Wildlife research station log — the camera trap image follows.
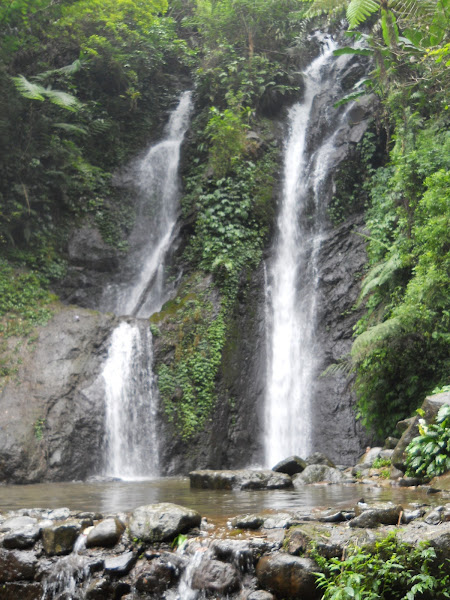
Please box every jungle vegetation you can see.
[0,0,449,438]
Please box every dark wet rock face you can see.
[0,306,117,483]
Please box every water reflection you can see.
[0,478,439,521]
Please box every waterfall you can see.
[264,37,358,466]
[101,91,193,479]
[102,321,158,479]
[102,90,193,317]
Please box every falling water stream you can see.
[265,38,359,466]
[101,91,193,479]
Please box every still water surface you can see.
[0,478,439,522]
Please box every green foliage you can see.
[0,0,191,272]
[314,533,450,600]
[154,285,226,440]
[183,147,277,298]
[406,403,450,480]
[372,456,391,468]
[328,130,378,225]
[0,259,53,338]
[352,121,450,437]
[205,104,249,177]
[34,418,45,441]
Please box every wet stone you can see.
[248,591,275,600]
[135,553,185,593]
[256,553,320,600]
[190,558,241,595]
[189,469,293,491]
[0,582,43,599]
[129,503,201,543]
[0,548,38,582]
[350,503,403,528]
[104,551,136,575]
[305,452,335,467]
[85,577,110,600]
[0,516,38,533]
[272,455,307,476]
[230,514,265,530]
[42,520,81,556]
[2,525,40,550]
[86,518,124,548]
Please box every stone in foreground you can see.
[128,503,201,543]
[272,455,307,476]
[189,469,293,490]
[256,554,320,600]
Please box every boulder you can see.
[256,553,320,599]
[293,464,345,485]
[135,553,185,593]
[384,436,399,450]
[104,551,136,576]
[2,525,40,550]
[41,520,81,556]
[210,539,254,571]
[0,516,37,532]
[0,549,37,582]
[190,558,241,595]
[189,469,293,491]
[272,455,307,476]
[392,392,450,471]
[86,518,124,548]
[230,514,265,530]
[350,502,403,528]
[128,503,201,543]
[305,452,335,467]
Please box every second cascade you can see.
[100,91,193,480]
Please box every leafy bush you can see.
[314,533,450,600]
[406,403,450,480]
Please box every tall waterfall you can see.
[102,90,193,317]
[264,38,358,466]
[101,91,193,479]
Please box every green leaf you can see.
[12,75,46,101]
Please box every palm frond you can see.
[347,0,379,28]
[12,75,46,101]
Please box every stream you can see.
[0,479,440,523]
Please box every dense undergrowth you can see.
[314,532,450,600]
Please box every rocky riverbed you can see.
[1,470,450,600]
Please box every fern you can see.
[53,123,88,136]
[12,75,82,112]
[45,89,82,112]
[347,0,379,28]
[12,75,46,101]
[351,317,403,361]
[357,252,404,305]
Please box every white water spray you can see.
[103,91,193,317]
[264,38,356,466]
[101,92,193,479]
